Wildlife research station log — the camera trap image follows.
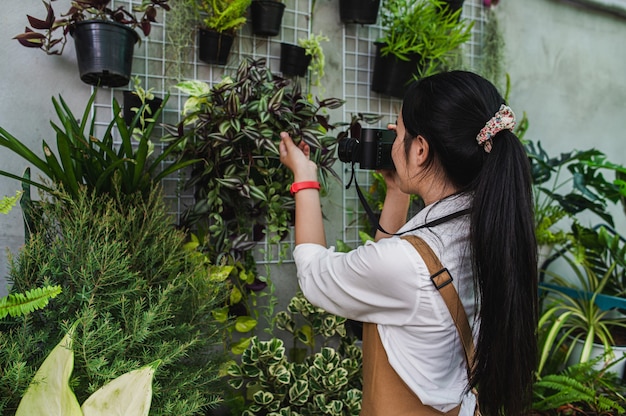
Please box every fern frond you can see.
[0,285,62,319]
[0,191,23,214]
[534,374,596,411]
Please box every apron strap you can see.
[400,235,476,374]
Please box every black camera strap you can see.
[346,164,471,236]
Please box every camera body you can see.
[338,128,395,170]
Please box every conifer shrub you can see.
[0,187,231,415]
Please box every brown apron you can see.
[360,322,461,416]
[360,235,477,416]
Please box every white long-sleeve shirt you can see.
[293,193,478,415]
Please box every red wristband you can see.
[290,181,321,196]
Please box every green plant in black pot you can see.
[197,0,252,65]
[372,0,473,98]
[14,0,170,87]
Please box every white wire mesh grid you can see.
[88,0,487,262]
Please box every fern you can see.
[0,285,62,319]
[534,358,626,413]
[0,191,22,214]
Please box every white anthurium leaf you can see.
[16,323,82,416]
[81,360,161,416]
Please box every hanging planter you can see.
[123,91,163,126]
[339,0,381,24]
[442,0,464,13]
[198,28,235,65]
[280,43,311,77]
[250,0,286,36]
[71,21,139,88]
[371,42,419,99]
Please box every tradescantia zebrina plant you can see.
[173,57,344,247]
[170,58,344,355]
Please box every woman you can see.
[279,71,537,416]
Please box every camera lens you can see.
[337,137,360,164]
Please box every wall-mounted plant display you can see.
[14,0,170,87]
[169,58,344,353]
[250,0,286,36]
[372,0,473,98]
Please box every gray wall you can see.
[1,0,626,297]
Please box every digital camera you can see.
[337,128,395,170]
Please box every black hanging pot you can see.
[123,91,163,126]
[280,43,311,77]
[250,0,286,36]
[339,0,381,24]
[441,0,465,14]
[198,28,235,65]
[71,20,139,88]
[371,42,420,99]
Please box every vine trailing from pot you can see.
[168,57,344,353]
[14,0,170,87]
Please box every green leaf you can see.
[0,191,22,214]
[235,316,258,333]
[16,323,82,416]
[0,285,62,319]
[81,360,160,416]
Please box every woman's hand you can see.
[279,132,318,182]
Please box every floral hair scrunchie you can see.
[476,104,516,153]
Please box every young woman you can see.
[279,71,537,416]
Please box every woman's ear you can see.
[412,135,429,166]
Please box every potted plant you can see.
[371,0,473,98]
[279,42,312,77]
[339,0,381,25]
[122,77,164,126]
[250,0,285,37]
[14,0,170,87]
[169,58,344,354]
[538,241,626,378]
[197,0,252,65]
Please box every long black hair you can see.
[402,71,538,416]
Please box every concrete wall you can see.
[2,0,626,297]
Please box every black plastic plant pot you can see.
[371,43,420,99]
[198,28,234,65]
[280,43,311,77]
[71,20,139,88]
[123,91,163,126]
[442,0,465,13]
[251,0,286,36]
[339,0,381,24]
